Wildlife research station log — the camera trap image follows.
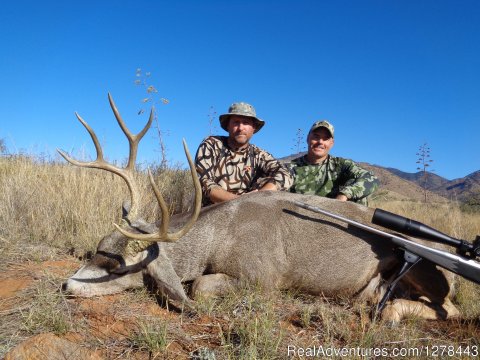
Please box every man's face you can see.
[227,116,256,148]
[307,127,334,163]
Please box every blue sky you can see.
[1,0,479,180]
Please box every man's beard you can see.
[227,133,251,149]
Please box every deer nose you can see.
[61,282,68,292]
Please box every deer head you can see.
[58,94,201,296]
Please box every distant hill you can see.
[387,169,480,203]
[439,170,480,202]
[359,163,447,203]
[280,153,479,203]
[384,168,450,190]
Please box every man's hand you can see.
[210,187,240,204]
[259,182,277,191]
[336,194,348,201]
[210,182,278,204]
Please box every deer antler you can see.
[113,139,202,242]
[57,93,153,222]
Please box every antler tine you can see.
[108,93,154,172]
[148,168,170,237]
[57,94,153,222]
[57,112,106,167]
[170,139,203,239]
[114,139,202,242]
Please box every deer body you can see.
[60,95,459,323]
[65,191,457,322]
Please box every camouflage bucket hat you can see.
[219,102,265,133]
[309,120,334,138]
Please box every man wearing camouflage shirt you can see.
[287,120,378,205]
[195,102,293,206]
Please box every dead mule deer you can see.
[59,95,459,323]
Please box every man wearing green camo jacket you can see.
[287,120,379,205]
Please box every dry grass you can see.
[370,198,480,242]
[1,154,480,358]
[0,155,193,262]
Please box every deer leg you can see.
[191,273,239,299]
[442,297,461,318]
[381,297,460,323]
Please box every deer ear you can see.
[146,252,190,303]
[122,200,131,218]
[133,219,157,234]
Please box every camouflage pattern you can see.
[287,155,379,205]
[219,102,265,133]
[196,136,293,206]
[309,120,334,137]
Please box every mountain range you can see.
[366,165,480,203]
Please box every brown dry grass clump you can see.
[1,155,480,358]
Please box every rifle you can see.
[292,201,480,311]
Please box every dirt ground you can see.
[1,257,480,359]
[0,258,225,358]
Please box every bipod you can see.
[376,250,421,314]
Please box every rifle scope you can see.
[372,208,480,258]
